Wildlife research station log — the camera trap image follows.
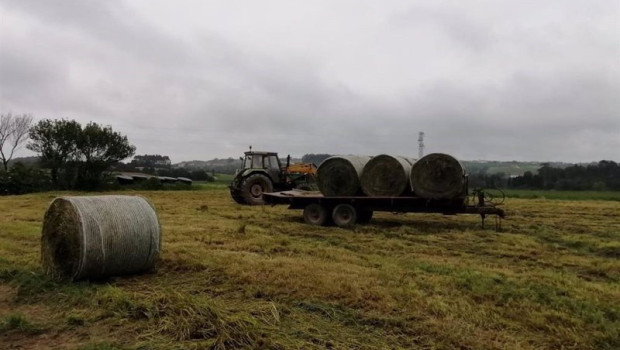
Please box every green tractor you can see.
[229,150,317,205]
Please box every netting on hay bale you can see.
[41,195,161,281]
[316,155,372,196]
[360,155,416,197]
[410,153,466,199]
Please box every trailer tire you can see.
[303,203,329,226]
[357,209,373,224]
[332,204,357,228]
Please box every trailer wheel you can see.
[332,204,357,228]
[357,209,373,224]
[303,203,329,226]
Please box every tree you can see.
[28,119,135,189]
[76,122,136,188]
[27,119,82,188]
[0,113,33,171]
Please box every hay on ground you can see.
[360,155,416,196]
[410,153,466,199]
[41,195,161,281]
[317,155,371,196]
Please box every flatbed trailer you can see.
[263,190,505,229]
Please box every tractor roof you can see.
[244,151,278,156]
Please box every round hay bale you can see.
[360,155,416,196]
[317,155,371,196]
[41,195,161,281]
[410,153,466,199]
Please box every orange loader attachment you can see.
[284,163,317,175]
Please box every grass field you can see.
[1,188,619,349]
[502,189,620,201]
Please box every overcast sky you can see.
[1,0,618,163]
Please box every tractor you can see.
[229,149,317,205]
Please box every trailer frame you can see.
[263,190,505,230]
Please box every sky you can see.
[1,0,619,163]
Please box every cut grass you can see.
[0,189,618,349]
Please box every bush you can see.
[0,163,51,195]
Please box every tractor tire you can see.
[303,203,330,226]
[332,204,357,228]
[240,174,273,205]
[230,188,246,204]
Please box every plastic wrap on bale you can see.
[360,155,416,197]
[316,155,372,196]
[41,195,161,281]
[409,153,466,199]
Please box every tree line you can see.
[1,114,221,195]
[469,161,620,191]
[1,116,136,194]
[2,113,618,194]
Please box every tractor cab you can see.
[239,151,283,183]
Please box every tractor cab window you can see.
[266,155,279,170]
[244,156,253,169]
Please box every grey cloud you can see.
[1,0,618,162]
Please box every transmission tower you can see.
[418,132,425,158]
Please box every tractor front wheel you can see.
[240,174,273,205]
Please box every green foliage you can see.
[0,162,51,195]
[0,314,35,332]
[28,119,135,190]
[470,161,620,191]
[301,153,332,165]
[131,154,171,168]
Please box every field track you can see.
[1,189,619,349]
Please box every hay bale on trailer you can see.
[410,153,466,199]
[317,155,371,196]
[360,155,416,196]
[41,195,161,281]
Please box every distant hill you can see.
[173,157,302,174]
[172,155,576,176]
[462,161,573,176]
[8,154,577,177]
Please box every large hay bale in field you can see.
[317,155,371,196]
[41,195,161,281]
[360,155,416,196]
[410,153,466,199]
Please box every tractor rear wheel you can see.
[230,188,246,204]
[240,174,273,205]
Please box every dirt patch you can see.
[1,329,91,350]
[0,284,17,315]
